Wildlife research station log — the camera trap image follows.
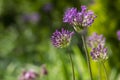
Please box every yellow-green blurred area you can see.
[0,0,120,80]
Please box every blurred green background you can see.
[0,0,120,80]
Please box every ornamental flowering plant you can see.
[51,28,74,48]
[51,5,109,80]
[87,33,108,61]
[86,33,109,80]
[63,6,96,32]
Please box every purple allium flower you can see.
[63,8,77,24]
[87,32,108,61]
[18,69,39,80]
[51,28,74,48]
[87,32,105,48]
[90,44,108,61]
[117,30,120,41]
[63,5,96,32]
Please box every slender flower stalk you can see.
[68,53,75,80]
[82,35,93,80]
[101,61,108,80]
[98,62,102,80]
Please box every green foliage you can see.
[0,0,120,80]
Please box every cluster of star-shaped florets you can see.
[51,28,74,48]
[63,6,96,32]
[87,33,108,61]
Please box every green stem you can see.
[101,61,108,80]
[68,53,75,80]
[98,62,102,80]
[81,35,93,80]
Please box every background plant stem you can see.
[68,53,75,80]
[81,35,93,80]
[101,61,108,80]
[98,62,102,80]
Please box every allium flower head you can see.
[87,32,105,48]
[91,44,108,61]
[87,32,108,61]
[51,28,74,48]
[117,30,120,41]
[63,5,96,32]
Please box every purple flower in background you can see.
[21,13,40,23]
[63,5,96,32]
[18,69,39,80]
[30,13,40,23]
[51,28,74,48]
[41,64,48,75]
[87,32,108,61]
[43,3,53,12]
[117,30,120,40]
[91,44,108,61]
[63,8,77,24]
[87,32,105,48]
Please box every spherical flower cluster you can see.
[90,44,108,61]
[18,69,39,80]
[117,30,120,41]
[87,33,108,61]
[63,5,96,32]
[51,28,74,48]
